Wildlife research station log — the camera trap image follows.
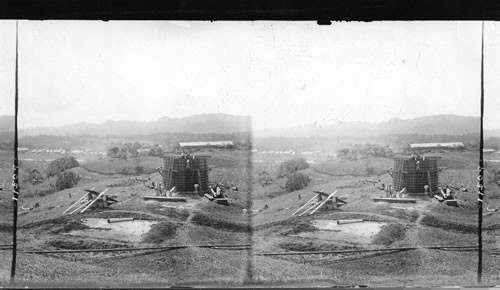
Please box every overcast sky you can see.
[0,21,499,130]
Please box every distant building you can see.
[17,147,29,152]
[178,141,234,150]
[409,142,465,151]
[483,149,495,154]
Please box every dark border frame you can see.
[1,0,500,21]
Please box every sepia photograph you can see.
[0,20,500,287]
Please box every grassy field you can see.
[2,148,499,287]
[313,158,393,176]
[0,149,253,287]
[83,157,163,175]
[250,150,500,286]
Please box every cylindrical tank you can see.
[163,155,209,193]
[392,156,439,194]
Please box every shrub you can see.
[107,146,120,158]
[276,158,309,179]
[55,171,80,191]
[46,156,79,178]
[257,170,274,186]
[135,165,145,175]
[191,212,250,232]
[285,172,311,192]
[420,214,477,233]
[24,168,44,185]
[142,222,179,243]
[372,223,408,245]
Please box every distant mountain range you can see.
[1,114,251,136]
[255,115,492,138]
[0,114,497,138]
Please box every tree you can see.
[107,146,120,158]
[337,148,350,159]
[55,171,80,191]
[148,145,164,157]
[276,158,309,179]
[285,172,311,192]
[46,156,80,178]
[257,170,274,186]
[27,168,44,185]
[123,142,142,157]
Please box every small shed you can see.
[392,155,440,195]
[162,154,210,193]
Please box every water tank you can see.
[392,156,439,194]
[163,155,210,193]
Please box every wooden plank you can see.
[143,196,187,202]
[292,194,319,216]
[373,198,417,203]
[298,201,320,216]
[215,198,229,206]
[63,192,87,214]
[337,219,364,225]
[107,218,134,223]
[63,187,95,214]
[444,199,459,207]
[69,199,92,214]
[434,195,444,202]
[309,190,338,215]
[313,190,330,197]
[336,197,347,204]
[81,188,108,213]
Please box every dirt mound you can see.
[371,223,410,246]
[281,222,318,235]
[142,222,179,243]
[191,212,250,233]
[279,241,359,252]
[144,205,190,221]
[20,216,89,234]
[47,239,130,250]
[377,208,420,223]
[90,211,158,220]
[0,223,12,232]
[420,214,476,234]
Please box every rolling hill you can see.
[255,115,487,138]
[16,114,251,136]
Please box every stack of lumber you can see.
[373,197,417,203]
[292,190,339,216]
[142,196,187,202]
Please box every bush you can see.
[420,214,477,233]
[24,168,44,185]
[276,158,309,179]
[285,172,311,192]
[55,171,80,191]
[46,156,79,178]
[372,223,408,245]
[191,212,250,232]
[257,170,274,186]
[142,222,179,243]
